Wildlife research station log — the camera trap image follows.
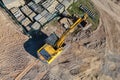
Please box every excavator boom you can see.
[56,14,88,48]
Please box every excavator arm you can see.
[56,14,88,48]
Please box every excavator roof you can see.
[39,49,51,60]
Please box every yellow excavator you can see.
[37,14,88,64]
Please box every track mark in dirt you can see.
[15,60,39,80]
[91,0,120,22]
[34,71,47,80]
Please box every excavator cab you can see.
[37,33,62,64]
[37,44,62,64]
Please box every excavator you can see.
[37,13,88,64]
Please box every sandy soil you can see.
[0,0,120,80]
[0,8,35,80]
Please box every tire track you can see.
[91,0,120,22]
[34,71,47,80]
[15,60,39,80]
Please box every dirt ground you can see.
[0,0,120,80]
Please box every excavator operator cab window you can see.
[39,49,51,60]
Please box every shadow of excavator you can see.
[24,31,48,58]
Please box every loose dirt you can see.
[0,0,120,80]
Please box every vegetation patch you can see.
[68,0,100,31]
